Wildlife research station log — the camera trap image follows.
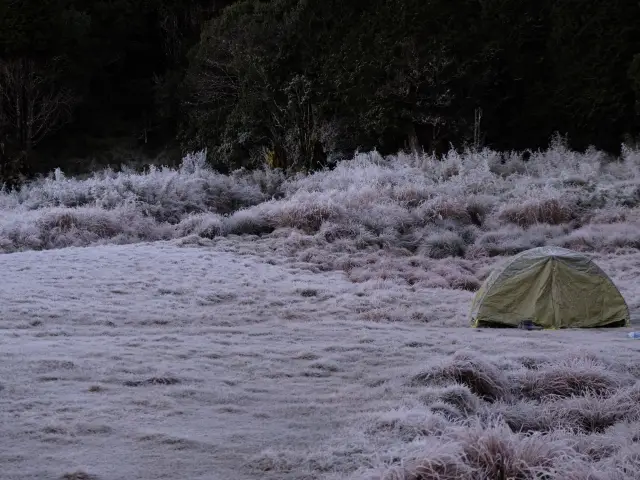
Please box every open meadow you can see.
[2,143,640,479]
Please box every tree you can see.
[182,0,297,169]
[183,0,467,165]
[0,58,77,161]
[0,0,89,183]
[545,0,640,152]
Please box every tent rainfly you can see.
[470,246,630,329]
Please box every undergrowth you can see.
[3,141,640,290]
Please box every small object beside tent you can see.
[470,246,630,329]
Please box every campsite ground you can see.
[3,145,640,478]
[1,240,640,480]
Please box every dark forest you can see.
[2,0,639,182]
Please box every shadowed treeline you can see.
[1,0,640,181]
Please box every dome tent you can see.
[470,246,630,329]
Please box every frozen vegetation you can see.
[2,139,640,479]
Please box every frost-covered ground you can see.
[1,241,640,480]
[3,142,640,479]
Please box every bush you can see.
[3,143,640,268]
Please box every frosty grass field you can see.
[2,141,640,479]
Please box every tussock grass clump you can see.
[496,390,640,436]
[419,231,466,259]
[491,399,556,434]
[360,352,640,480]
[450,421,569,479]
[469,223,571,257]
[499,196,578,227]
[516,358,621,400]
[224,208,276,236]
[366,407,451,441]
[363,423,576,480]
[554,223,640,252]
[545,392,639,434]
[372,443,471,480]
[175,213,225,239]
[436,384,482,415]
[416,197,473,225]
[265,195,341,233]
[420,384,482,416]
[410,352,510,403]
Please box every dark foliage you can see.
[1,0,639,181]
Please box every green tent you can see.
[470,246,630,329]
